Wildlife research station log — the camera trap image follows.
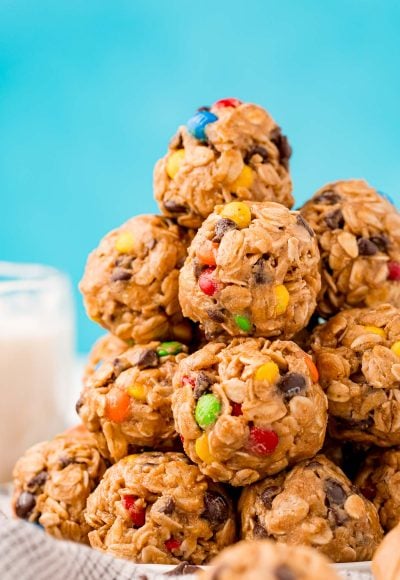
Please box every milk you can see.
[0,263,75,481]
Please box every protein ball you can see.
[355,448,400,532]
[310,303,400,446]
[154,98,293,229]
[12,425,106,543]
[78,341,188,461]
[80,214,194,344]
[199,539,340,580]
[172,338,327,486]
[300,179,400,317]
[239,455,383,563]
[178,201,321,340]
[85,452,236,564]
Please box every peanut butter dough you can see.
[310,304,400,446]
[172,338,327,486]
[179,201,321,340]
[12,425,106,543]
[78,341,188,461]
[80,214,194,344]
[300,180,400,317]
[154,99,293,229]
[85,452,236,564]
[239,455,383,563]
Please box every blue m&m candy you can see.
[187,110,218,142]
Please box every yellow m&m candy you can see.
[230,165,254,193]
[220,201,251,229]
[127,383,147,402]
[391,341,400,357]
[115,231,135,254]
[364,326,385,337]
[255,361,280,383]
[195,433,215,464]
[274,284,290,315]
[166,149,185,179]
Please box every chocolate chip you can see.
[164,562,200,576]
[361,482,377,501]
[270,128,292,169]
[202,490,228,526]
[28,471,48,489]
[159,497,175,515]
[296,214,314,237]
[59,456,75,468]
[274,564,297,580]
[135,348,159,369]
[111,268,131,282]
[324,209,344,230]
[213,218,237,242]
[113,357,130,375]
[277,373,307,400]
[244,145,269,165]
[163,200,187,213]
[198,106,210,111]
[252,258,272,284]
[357,238,378,256]
[15,491,36,519]
[253,517,269,538]
[206,308,225,322]
[169,131,183,150]
[314,190,341,205]
[369,234,389,252]
[325,478,347,505]
[75,396,84,416]
[194,372,213,400]
[260,486,281,509]
[193,259,204,280]
[305,460,322,470]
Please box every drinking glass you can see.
[0,262,75,481]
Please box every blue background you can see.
[1,0,399,353]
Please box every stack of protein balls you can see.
[12,97,400,572]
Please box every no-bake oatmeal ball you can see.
[85,452,236,564]
[300,179,400,317]
[154,98,293,228]
[355,448,400,532]
[179,201,321,340]
[199,539,340,580]
[310,303,400,446]
[239,455,383,563]
[12,425,106,543]
[172,338,327,486]
[77,341,188,461]
[80,214,194,344]
[83,332,129,381]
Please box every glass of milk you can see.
[0,262,75,482]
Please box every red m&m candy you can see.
[388,261,400,281]
[199,268,218,296]
[231,402,243,416]
[213,98,243,109]
[165,538,182,552]
[248,427,279,455]
[122,495,146,527]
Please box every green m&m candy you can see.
[156,341,183,357]
[195,394,222,429]
[234,314,252,332]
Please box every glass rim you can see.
[0,261,69,294]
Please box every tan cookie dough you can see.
[172,338,327,486]
[355,448,400,531]
[239,455,383,563]
[12,425,106,543]
[300,179,400,317]
[154,99,293,229]
[77,341,188,461]
[80,214,194,344]
[372,523,400,580]
[179,201,321,340]
[83,333,129,382]
[85,452,236,564]
[310,304,400,446]
[199,539,340,580]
